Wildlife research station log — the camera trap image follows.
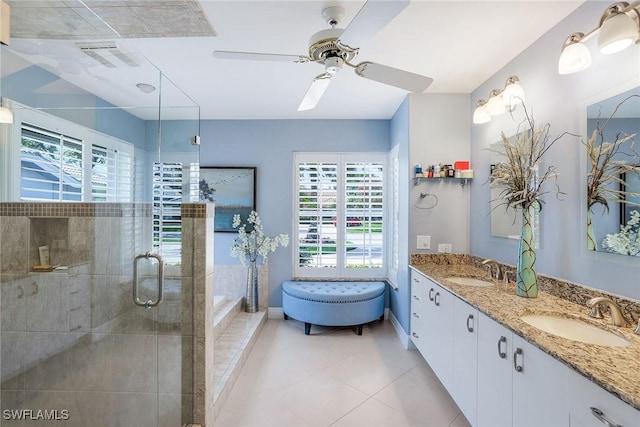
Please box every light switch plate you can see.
[417,235,431,250]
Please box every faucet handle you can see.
[502,270,514,284]
[589,305,604,319]
[635,319,640,335]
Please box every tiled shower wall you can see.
[0,202,215,427]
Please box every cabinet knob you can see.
[413,295,420,301]
[497,336,507,359]
[428,288,435,301]
[513,347,524,372]
[590,407,622,427]
[412,312,419,318]
[434,292,440,307]
[412,332,420,339]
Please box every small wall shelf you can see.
[413,176,472,187]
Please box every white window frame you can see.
[2,100,134,202]
[293,152,388,279]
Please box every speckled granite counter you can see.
[410,256,640,411]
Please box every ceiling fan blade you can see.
[213,50,309,63]
[298,73,332,111]
[355,62,433,93]
[338,0,410,51]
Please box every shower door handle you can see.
[133,252,164,309]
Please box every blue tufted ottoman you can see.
[282,281,385,335]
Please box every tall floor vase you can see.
[516,208,538,298]
[245,260,259,313]
[587,208,597,251]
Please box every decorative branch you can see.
[489,103,577,212]
[585,94,640,213]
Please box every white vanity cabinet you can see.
[477,311,513,427]
[477,312,569,427]
[410,269,454,391]
[410,271,426,354]
[452,298,478,426]
[568,368,640,427]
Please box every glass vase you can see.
[245,260,259,313]
[516,208,538,298]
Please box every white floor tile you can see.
[331,398,424,427]
[217,319,466,427]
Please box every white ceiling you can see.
[5,1,587,120]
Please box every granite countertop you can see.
[410,261,640,411]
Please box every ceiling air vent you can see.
[77,42,140,68]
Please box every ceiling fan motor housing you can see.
[308,28,358,63]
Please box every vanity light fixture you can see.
[0,104,13,124]
[472,99,491,124]
[558,32,592,74]
[486,89,506,116]
[472,76,525,124]
[558,1,640,74]
[502,76,525,110]
[598,2,640,54]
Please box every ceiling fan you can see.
[213,0,433,111]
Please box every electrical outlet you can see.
[438,243,452,253]
[417,235,431,250]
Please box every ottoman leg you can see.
[304,322,311,335]
[356,325,363,335]
[284,313,289,320]
[379,313,384,321]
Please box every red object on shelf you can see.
[454,161,470,170]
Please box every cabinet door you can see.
[477,312,513,427]
[410,271,426,353]
[424,279,454,392]
[568,368,640,427]
[512,334,569,427]
[452,298,478,426]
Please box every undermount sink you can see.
[520,314,630,347]
[445,277,494,287]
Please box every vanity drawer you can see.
[569,369,640,427]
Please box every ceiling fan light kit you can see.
[558,1,640,74]
[212,0,432,111]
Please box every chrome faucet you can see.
[482,259,503,280]
[586,297,630,327]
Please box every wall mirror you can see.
[489,141,540,248]
[585,86,640,257]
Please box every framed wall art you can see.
[199,166,256,232]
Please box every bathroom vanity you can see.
[409,256,640,427]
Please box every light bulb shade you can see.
[473,101,490,124]
[0,106,13,124]
[486,90,505,116]
[598,11,639,54]
[502,77,525,108]
[558,40,592,74]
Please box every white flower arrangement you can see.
[230,210,289,265]
[602,209,640,256]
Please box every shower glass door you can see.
[0,6,201,423]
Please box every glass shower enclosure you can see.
[0,2,203,425]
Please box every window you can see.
[20,124,84,201]
[16,106,134,203]
[295,153,386,278]
[153,162,183,264]
[91,144,132,202]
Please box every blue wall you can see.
[3,61,147,148]
[199,119,390,306]
[389,98,410,333]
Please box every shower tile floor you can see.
[216,318,471,427]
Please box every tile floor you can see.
[215,318,471,427]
